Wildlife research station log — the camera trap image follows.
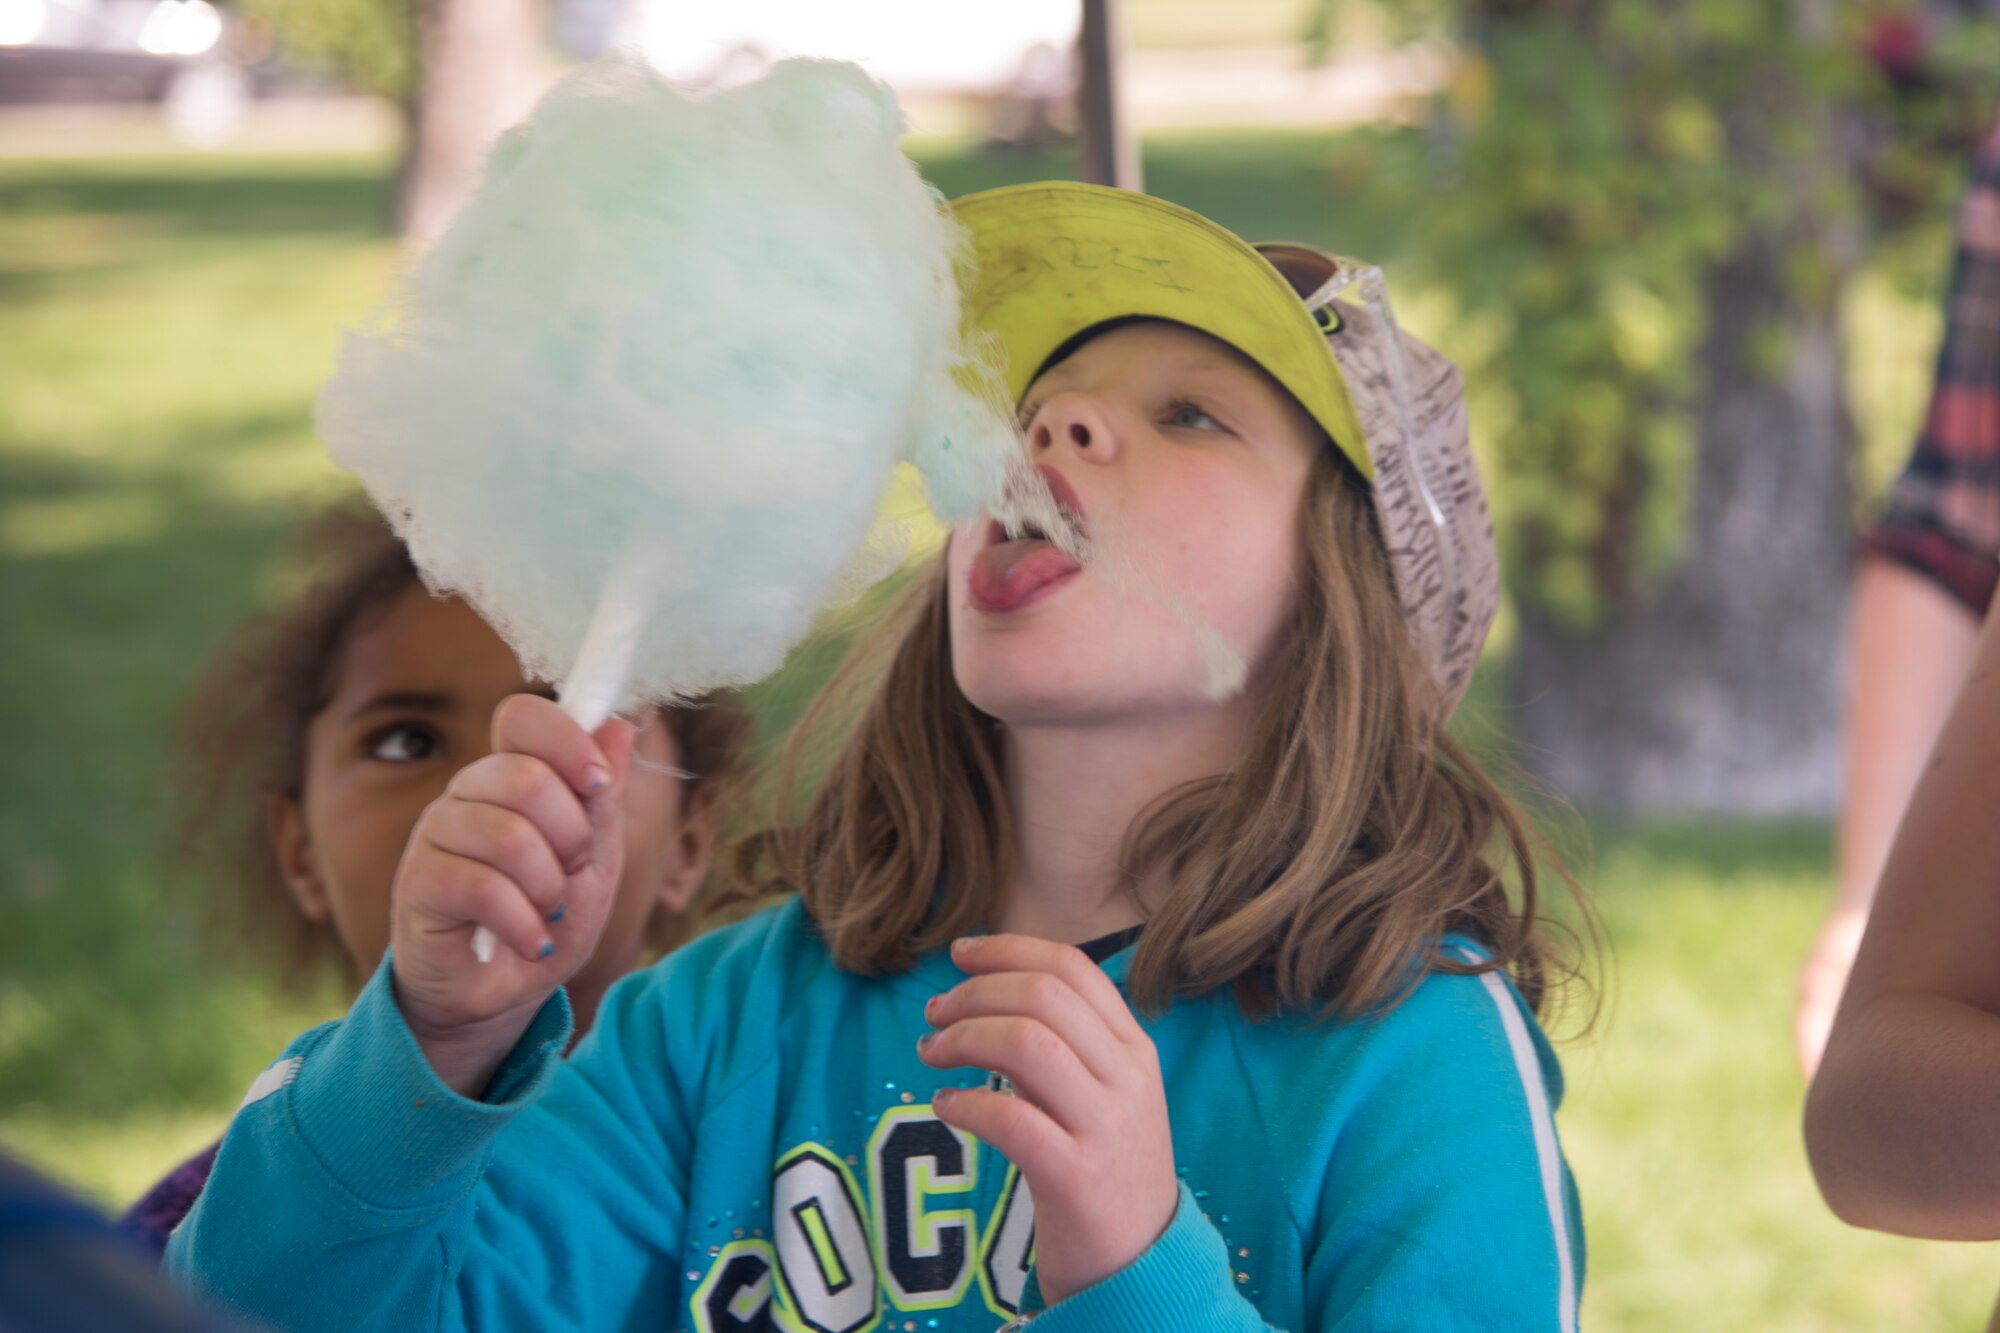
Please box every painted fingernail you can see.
[953,936,983,954]
[538,939,556,959]
[548,903,567,924]
[933,1087,954,1109]
[583,764,611,793]
[917,1031,936,1053]
[924,995,940,1019]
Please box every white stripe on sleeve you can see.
[235,1056,302,1112]
[1454,947,1578,1333]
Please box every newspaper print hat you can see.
[1255,243,1500,710]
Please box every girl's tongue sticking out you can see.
[968,464,1088,614]
[968,529,1083,613]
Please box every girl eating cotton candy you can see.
[168,55,1592,1333]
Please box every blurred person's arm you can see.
[1797,124,2000,1074]
[1796,558,1981,1074]
[1805,594,2000,1237]
[0,1153,263,1333]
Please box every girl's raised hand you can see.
[390,694,635,1098]
[917,934,1179,1307]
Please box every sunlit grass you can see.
[1563,823,2000,1330]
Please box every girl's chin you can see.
[957,664,1218,729]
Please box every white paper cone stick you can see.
[470,542,656,962]
[557,540,659,733]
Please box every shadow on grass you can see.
[0,479,326,1116]
[0,158,392,237]
[0,157,393,302]
[1587,816,1830,884]
[907,126,1423,267]
[1,405,313,498]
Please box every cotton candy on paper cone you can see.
[316,55,1018,733]
[315,56,1022,962]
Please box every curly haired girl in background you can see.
[122,504,750,1254]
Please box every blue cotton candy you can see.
[316,55,1017,721]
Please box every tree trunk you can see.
[397,0,552,246]
[1509,50,1859,816]
[1077,0,1141,191]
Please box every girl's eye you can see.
[367,723,442,763]
[1165,400,1224,432]
[1015,397,1045,432]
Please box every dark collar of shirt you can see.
[1077,924,1143,964]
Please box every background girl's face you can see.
[268,586,708,990]
[947,321,1324,728]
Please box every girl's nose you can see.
[1026,393,1116,461]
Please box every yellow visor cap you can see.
[950,181,1372,480]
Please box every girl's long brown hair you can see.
[731,450,1594,1021]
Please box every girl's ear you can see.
[656,788,719,916]
[266,793,331,923]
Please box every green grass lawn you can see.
[1,131,1989,1329]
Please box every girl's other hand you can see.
[390,694,634,1097]
[917,934,1179,1306]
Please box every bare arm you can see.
[1805,579,2000,1237]
[1797,558,1982,1074]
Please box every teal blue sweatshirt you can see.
[167,898,1582,1331]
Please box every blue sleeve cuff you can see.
[1027,1181,1259,1331]
[286,952,573,1209]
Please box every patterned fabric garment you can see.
[119,1140,220,1258]
[1865,122,2000,615]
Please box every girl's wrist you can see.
[395,985,549,1099]
[1034,1180,1179,1306]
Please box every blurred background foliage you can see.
[232,0,412,102]
[1296,0,2000,814]
[1307,0,1998,630]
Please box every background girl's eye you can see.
[368,723,442,763]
